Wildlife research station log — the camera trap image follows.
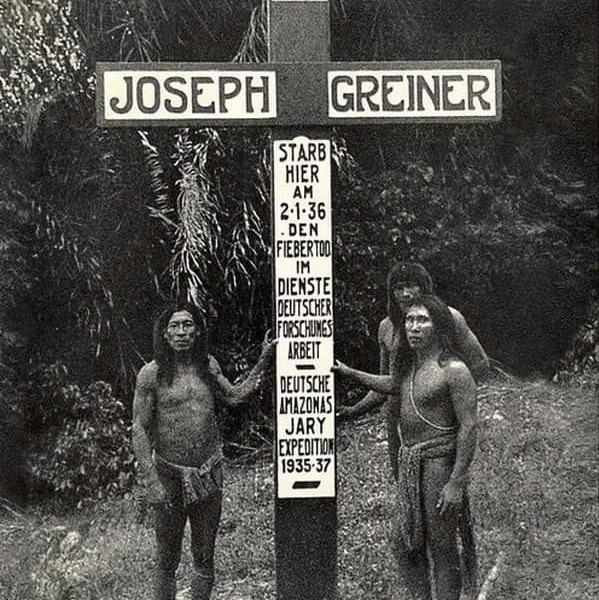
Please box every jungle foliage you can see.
[0,0,596,502]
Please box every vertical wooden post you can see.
[269,2,337,599]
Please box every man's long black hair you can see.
[153,301,210,386]
[386,262,435,329]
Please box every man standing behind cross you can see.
[337,261,488,418]
[332,294,478,600]
[132,301,273,600]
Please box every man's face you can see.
[164,310,198,352]
[404,304,435,350]
[392,281,423,311]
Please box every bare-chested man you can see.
[132,302,272,600]
[337,261,488,418]
[332,294,477,600]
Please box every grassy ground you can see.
[0,457,275,600]
[1,379,597,599]
[336,379,598,600]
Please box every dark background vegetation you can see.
[0,0,596,507]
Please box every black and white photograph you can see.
[1,1,597,599]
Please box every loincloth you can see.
[154,449,224,506]
[394,433,457,555]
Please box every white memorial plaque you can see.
[273,136,335,499]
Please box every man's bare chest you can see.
[400,366,453,415]
[402,379,449,408]
[157,373,214,412]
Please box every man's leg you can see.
[422,457,461,600]
[154,488,187,600]
[188,490,223,600]
[458,493,478,600]
[390,512,432,600]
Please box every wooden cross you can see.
[97,1,500,598]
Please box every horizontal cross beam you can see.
[96,60,501,127]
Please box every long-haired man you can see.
[338,261,488,418]
[133,301,272,600]
[333,294,477,600]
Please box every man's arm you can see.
[337,319,389,417]
[332,361,399,395]
[449,307,490,380]
[342,389,385,417]
[132,363,164,502]
[437,360,477,516]
[209,341,274,408]
[385,399,401,482]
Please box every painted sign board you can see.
[97,60,501,126]
[273,136,335,499]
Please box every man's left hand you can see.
[260,330,275,355]
[437,479,464,516]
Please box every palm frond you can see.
[31,199,111,343]
[169,129,225,310]
[30,197,141,385]
[332,130,360,184]
[21,96,47,150]
[233,0,267,63]
[138,130,176,229]
[116,4,159,62]
[71,0,159,61]
[223,198,265,294]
